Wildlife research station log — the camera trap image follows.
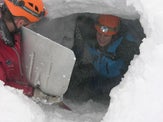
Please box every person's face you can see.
[96,32,112,47]
[14,18,31,29]
[6,17,31,32]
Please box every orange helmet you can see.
[95,15,120,36]
[4,0,47,22]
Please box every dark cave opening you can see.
[63,13,146,104]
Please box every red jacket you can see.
[0,33,34,96]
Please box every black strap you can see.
[0,18,15,47]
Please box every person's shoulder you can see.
[124,32,136,42]
[118,27,137,43]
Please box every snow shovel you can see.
[21,27,76,107]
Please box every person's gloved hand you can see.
[32,88,63,105]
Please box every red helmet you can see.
[95,15,120,36]
[4,0,47,22]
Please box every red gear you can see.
[0,33,34,97]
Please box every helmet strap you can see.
[8,9,20,33]
[0,3,20,47]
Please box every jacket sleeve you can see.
[0,62,33,96]
[0,63,6,82]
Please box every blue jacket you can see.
[88,33,138,79]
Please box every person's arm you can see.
[0,61,34,97]
[94,55,124,78]
[0,63,6,82]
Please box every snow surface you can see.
[1,0,163,122]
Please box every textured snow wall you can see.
[43,0,139,20]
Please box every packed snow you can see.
[1,0,163,122]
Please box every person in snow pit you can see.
[0,0,49,99]
[64,14,141,102]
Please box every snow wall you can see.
[41,0,163,122]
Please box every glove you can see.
[32,88,63,105]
